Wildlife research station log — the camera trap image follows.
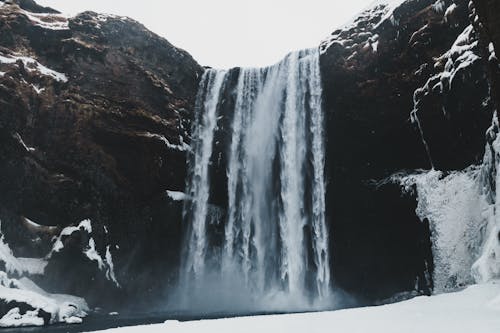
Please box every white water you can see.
[181,48,331,310]
[183,69,229,280]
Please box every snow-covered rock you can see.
[1,219,89,327]
[49,219,120,287]
[0,272,88,326]
[0,53,68,82]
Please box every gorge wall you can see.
[0,0,499,324]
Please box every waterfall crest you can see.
[181,48,331,310]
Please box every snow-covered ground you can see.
[88,282,500,333]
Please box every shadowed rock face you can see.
[0,0,203,307]
[0,0,499,316]
[320,0,496,300]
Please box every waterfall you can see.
[181,48,331,309]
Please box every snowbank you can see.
[88,282,500,333]
[0,272,88,327]
[0,220,89,327]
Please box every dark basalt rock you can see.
[0,0,203,308]
[320,0,496,301]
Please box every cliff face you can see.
[0,0,203,307]
[320,0,498,300]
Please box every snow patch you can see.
[104,245,119,287]
[139,132,190,152]
[489,42,497,62]
[432,0,446,13]
[0,221,46,275]
[444,3,457,22]
[49,219,120,287]
[50,219,92,254]
[0,273,88,326]
[320,0,409,55]
[21,10,69,30]
[0,53,68,82]
[0,308,44,328]
[166,190,189,201]
[13,132,35,152]
[411,24,480,150]
[31,84,45,94]
[373,0,408,30]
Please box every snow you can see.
[444,3,457,22]
[0,53,68,82]
[1,221,88,327]
[0,221,46,275]
[411,24,480,130]
[320,0,410,55]
[0,272,88,326]
[31,84,45,94]
[21,9,69,30]
[139,132,190,152]
[372,0,408,30]
[49,219,120,287]
[104,245,119,287]
[432,0,446,13]
[0,308,44,328]
[85,238,105,270]
[87,282,500,333]
[489,42,497,62]
[166,190,189,201]
[50,219,92,254]
[13,132,35,152]
[15,258,48,275]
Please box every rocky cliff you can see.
[0,0,203,313]
[320,0,498,300]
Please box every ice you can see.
[395,168,487,291]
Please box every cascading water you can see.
[180,48,331,310]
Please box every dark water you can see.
[5,310,298,333]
